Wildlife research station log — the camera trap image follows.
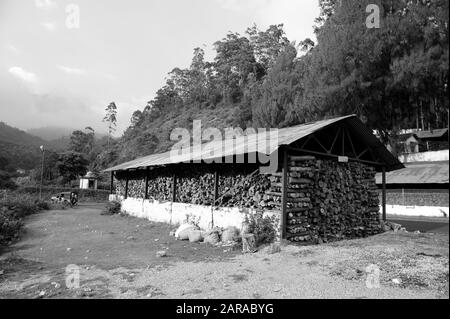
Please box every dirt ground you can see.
[0,203,448,299]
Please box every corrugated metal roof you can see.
[375,161,449,185]
[104,115,402,172]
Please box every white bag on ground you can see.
[188,230,203,243]
[175,224,199,240]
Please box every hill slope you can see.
[0,122,46,147]
[0,122,46,170]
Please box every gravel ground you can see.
[0,203,448,299]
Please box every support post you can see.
[39,147,45,201]
[110,171,114,195]
[125,174,129,199]
[214,169,219,204]
[281,147,289,240]
[172,173,177,202]
[144,167,149,199]
[382,167,387,222]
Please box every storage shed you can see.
[375,160,449,211]
[105,115,403,243]
[79,171,99,190]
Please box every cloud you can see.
[215,0,319,42]
[41,22,56,31]
[32,94,89,114]
[58,65,86,75]
[256,0,319,42]
[34,0,56,9]
[102,73,117,81]
[5,44,20,54]
[8,66,38,84]
[214,0,269,12]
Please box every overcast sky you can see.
[0,0,320,135]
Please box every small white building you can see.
[79,171,98,190]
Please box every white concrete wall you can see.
[80,178,98,190]
[109,194,124,202]
[119,197,281,233]
[382,204,449,218]
[399,150,449,163]
[80,179,88,189]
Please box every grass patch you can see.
[0,191,51,247]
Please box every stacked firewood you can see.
[146,176,172,201]
[218,171,272,208]
[128,179,145,198]
[114,173,172,201]
[177,173,215,205]
[115,179,126,197]
[263,155,381,243]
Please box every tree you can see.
[0,170,17,189]
[90,138,119,171]
[0,156,9,171]
[214,32,260,103]
[251,45,302,127]
[0,156,16,189]
[299,0,449,141]
[56,151,89,184]
[103,102,118,147]
[30,150,60,184]
[69,128,94,154]
[246,24,290,70]
[130,110,143,128]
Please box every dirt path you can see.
[0,203,448,299]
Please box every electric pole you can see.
[39,145,45,201]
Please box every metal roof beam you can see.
[287,146,382,167]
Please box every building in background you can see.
[376,150,449,218]
[79,171,99,190]
[396,128,449,154]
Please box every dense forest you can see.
[101,0,448,166]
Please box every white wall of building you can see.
[399,150,449,163]
[383,204,449,218]
[117,196,281,233]
[79,178,98,190]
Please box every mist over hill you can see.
[26,126,76,141]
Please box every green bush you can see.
[102,201,121,215]
[0,191,50,246]
[0,210,23,245]
[244,212,277,246]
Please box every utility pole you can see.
[39,145,45,201]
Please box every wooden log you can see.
[289,177,313,184]
[289,155,316,161]
[289,167,315,172]
[242,234,257,253]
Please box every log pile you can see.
[146,175,172,201]
[176,166,274,208]
[128,179,145,198]
[267,155,382,243]
[115,165,274,208]
[114,179,126,197]
[114,170,172,201]
[177,172,215,205]
[218,170,273,208]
